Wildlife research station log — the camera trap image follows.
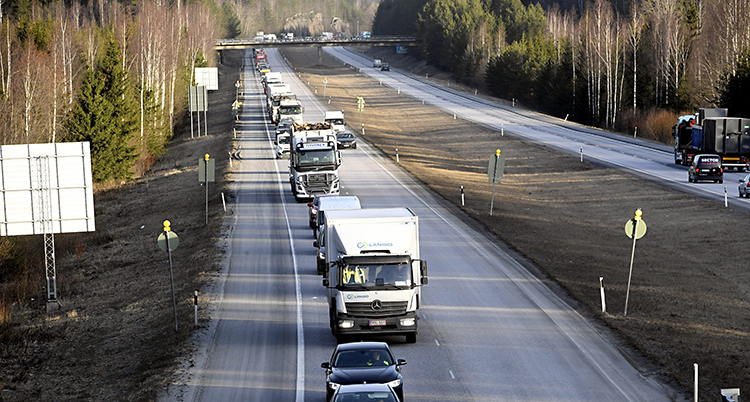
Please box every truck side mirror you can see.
[322,278,329,287]
[420,260,428,285]
[337,151,342,164]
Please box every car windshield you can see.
[332,392,397,402]
[333,348,392,367]
[338,133,354,139]
[277,135,290,145]
[340,263,411,288]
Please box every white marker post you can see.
[396,148,399,163]
[599,277,606,313]
[194,291,198,326]
[461,185,465,206]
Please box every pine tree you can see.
[67,33,138,183]
[67,68,119,183]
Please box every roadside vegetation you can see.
[373,0,750,137]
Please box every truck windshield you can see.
[295,149,335,165]
[280,106,302,114]
[340,263,411,289]
[326,118,344,125]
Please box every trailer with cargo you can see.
[673,108,750,171]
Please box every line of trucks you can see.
[673,108,750,171]
[254,52,428,343]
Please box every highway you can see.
[325,46,748,205]
[167,48,680,402]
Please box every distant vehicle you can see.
[381,63,390,71]
[673,108,750,171]
[329,383,401,402]
[739,174,750,197]
[308,194,340,230]
[336,132,357,149]
[361,31,371,39]
[689,154,723,183]
[373,59,382,68]
[320,341,406,402]
[324,110,346,133]
[312,196,362,274]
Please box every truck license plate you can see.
[369,320,386,326]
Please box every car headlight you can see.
[328,381,341,390]
[386,379,402,388]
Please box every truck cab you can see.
[321,208,428,343]
[324,111,346,133]
[289,123,341,202]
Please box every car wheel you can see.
[353,144,357,149]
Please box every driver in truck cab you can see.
[343,266,366,284]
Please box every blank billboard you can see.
[0,142,95,236]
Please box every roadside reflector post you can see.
[501,123,504,136]
[580,147,583,162]
[634,127,638,138]
[461,185,465,206]
[194,291,198,326]
[694,363,698,402]
[396,148,399,163]
[725,186,728,207]
[475,89,478,96]
[398,87,401,94]
[221,192,227,212]
[599,277,606,313]
[565,114,569,121]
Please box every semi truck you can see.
[319,208,428,343]
[289,122,341,202]
[278,98,304,124]
[674,108,750,171]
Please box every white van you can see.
[373,59,382,68]
[324,111,346,133]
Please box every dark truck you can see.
[674,108,750,171]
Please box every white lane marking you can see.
[251,64,306,402]
[449,370,455,379]
[434,339,440,347]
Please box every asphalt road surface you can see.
[174,48,678,402]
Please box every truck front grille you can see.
[345,300,408,317]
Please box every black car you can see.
[330,383,401,402]
[337,132,357,149]
[381,63,390,71]
[689,154,723,183]
[321,342,406,402]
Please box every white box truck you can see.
[289,122,341,202]
[320,208,428,343]
[312,196,362,274]
[324,110,346,133]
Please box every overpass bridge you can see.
[215,36,417,50]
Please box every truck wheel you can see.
[405,333,417,344]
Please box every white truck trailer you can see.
[320,208,428,343]
[289,122,341,202]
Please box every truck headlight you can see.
[338,320,355,329]
[399,318,415,326]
